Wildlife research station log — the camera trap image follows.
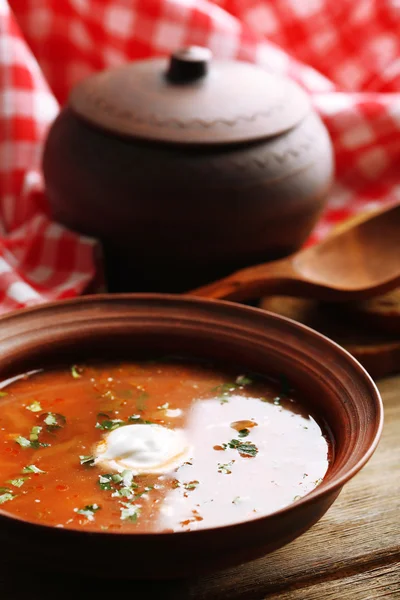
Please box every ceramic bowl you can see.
[0,295,382,579]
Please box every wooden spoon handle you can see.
[188,259,297,302]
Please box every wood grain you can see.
[1,376,399,599]
[259,296,400,379]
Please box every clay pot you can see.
[43,48,334,293]
[0,294,382,579]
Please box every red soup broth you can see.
[0,360,332,532]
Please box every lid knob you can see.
[166,46,212,83]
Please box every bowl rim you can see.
[0,293,384,537]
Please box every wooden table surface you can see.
[2,375,399,599]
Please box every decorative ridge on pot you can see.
[69,46,311,144]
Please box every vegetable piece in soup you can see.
[0,361,331,532]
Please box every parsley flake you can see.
[128,416,152,425]
[121,470,135,488]
[183,480,199,490]
[222,439,258,458]
[75,504,100,521]
[29,426,42,441]
[43,412,66,431]
[79,455,95,467]
[218,461,235,474]
[112,487,134,499]
[7,477,28,488]
[120,502,141,522]
[26,400,42,412]
[0,492,15,504]
[98,475,113,491]
[237,428,250,438]
[212,382,239,404]
[0,391,8,397]
[22,464,46,474]
[71,365,83,379]
[22,426,50,449]
[95,418,125,431]
[14,436,31,448]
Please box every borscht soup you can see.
[0,360,331,532]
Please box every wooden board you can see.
[1,376,399,599]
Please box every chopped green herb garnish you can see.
[26,400,42,412]
[120,502,140,522]
[293,495,302,502]
[112,487,134,499]
[22,464,45,474]
[213,383,238,394]
[21,426,50,449]
[0,391,8,397]
[112,474,124,484]
[15,436,31,448]
[183,480,199,490]
[43,412,66,431]
[79,455,95,467]
[98,473,126,490]
[0,492,15,504]
[218,461,235,474]
[212,382,239,404]
[29,426,42,441]
[99,471,136,495]
[222,439,258,458]
[232,496,241,504]
[71,365,82,379]
[128,416,152,425]
[237,428,250,438]
[7,477,28,488]
[314,478,323,486]
[0,487,11,493]
[235,375,253,386]
[95,418,125,431]
[121,470,135,489]
[98,475,113,491]
[75,504,100,521]
[136,392,149,412]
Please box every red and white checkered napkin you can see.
[1,0,400,312]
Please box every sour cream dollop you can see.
[94,424,191,475]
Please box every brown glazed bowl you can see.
[43,48,334,293]
[0,295,382,579]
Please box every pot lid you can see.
[69,47,310,145]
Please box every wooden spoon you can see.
[189,203,400,302]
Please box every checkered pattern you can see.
[1,0,399,311]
